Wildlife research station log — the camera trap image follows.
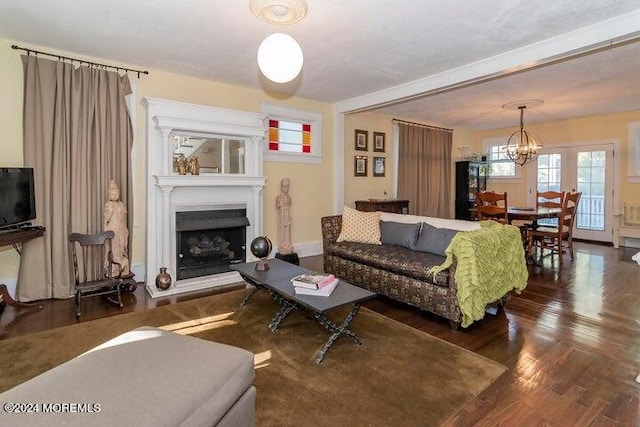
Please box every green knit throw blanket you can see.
[427,221,528,327]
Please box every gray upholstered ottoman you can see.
[0,326,255,426]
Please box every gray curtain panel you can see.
[396,123,452,218]
[18,55,133,301]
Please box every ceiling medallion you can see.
[250,0,308,25]
[502,99,544,110]
[501,100,544,167]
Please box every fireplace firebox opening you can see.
[176,209,249,280]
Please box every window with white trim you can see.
[260,104,322,164]
[484,137,516,178]
[628,121,640,182]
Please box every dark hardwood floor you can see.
[1,242,639,426]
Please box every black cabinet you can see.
[455,161,487,220]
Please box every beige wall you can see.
[3,37,638,280]
[343,111,474,218]
[132,67,335,262]
[343,112,395,207]
[471,111,640,207]
[0,39,335,280]
[343,109,639,217]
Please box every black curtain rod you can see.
[11,44,149,78]
[392,118,453,132]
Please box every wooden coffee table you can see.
[231,259,376,363]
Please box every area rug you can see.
[0,289,506,426]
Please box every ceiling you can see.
[1,0,639,130]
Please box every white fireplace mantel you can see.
[143,97,267,298]
[154,174,267,189]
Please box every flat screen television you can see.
[0,167,36,230]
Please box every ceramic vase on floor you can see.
[155,267,172,290]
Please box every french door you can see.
[528,143,615,242]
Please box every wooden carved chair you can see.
[68,231,124,318]
[527,191,581,265]
[475,191,508,224]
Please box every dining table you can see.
[507,206,563,264]
[507,206,562,225]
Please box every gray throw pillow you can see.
[380,221,421,250]
[415,222,458,256]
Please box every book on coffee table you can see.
[293,277,339,297]
[291,273,336,290]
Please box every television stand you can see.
[0,284,43,312]
[0,227,45,315]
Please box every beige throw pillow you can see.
[336,206,382,244]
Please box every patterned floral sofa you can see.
[321,210,527,329]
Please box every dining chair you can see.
[475,191,508,224]
[536,190,565,228]
[527,191,581,265]
[68,231,124,318]
[517,191,566,249]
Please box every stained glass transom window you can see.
[268,120,311,153]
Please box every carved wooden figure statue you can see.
[104,179,130,277]
[276,178,293,254]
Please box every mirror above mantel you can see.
[172,133,246,175]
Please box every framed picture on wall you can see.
[373,156,385,177]
[354,155,368,176]
[355,129,368,151]
[373,132,385,152]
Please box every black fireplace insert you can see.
[175,209,249,280]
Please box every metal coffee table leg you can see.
[269,291,299,332]
[240,286,262,306]
[238,275,264,306]
[231,261,375,364]
[315,303,362,364]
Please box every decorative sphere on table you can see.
[250,236,272,271]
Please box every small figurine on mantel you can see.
[275,178,299,265]
[104,179,130,277]
[189,156,200,175]
[177,156,188,175]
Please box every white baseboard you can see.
[289,240,323,258]
[0,242,322,300]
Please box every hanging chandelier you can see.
[502,100,543,167]
[251,0,307,84]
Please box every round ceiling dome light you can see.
[250,0,308,25]
[257,33,304,83]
